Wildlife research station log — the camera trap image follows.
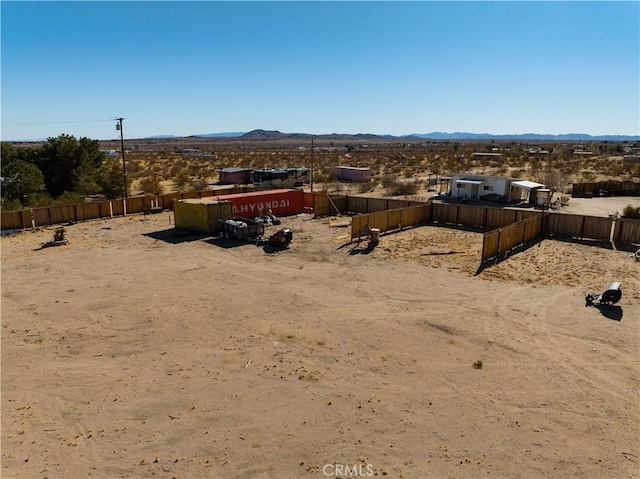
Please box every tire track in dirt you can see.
[486,285,636,403]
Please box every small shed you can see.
[509,180,546,204]
[219,168,253,185]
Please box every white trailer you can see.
[333,166,372,182]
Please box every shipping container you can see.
[202,189,304,218]
[173,199,233,234]
[333,166,372,182]
[219,168,253,185]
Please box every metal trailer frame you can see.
[217,217,265,242]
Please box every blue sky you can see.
[2,1,639,141]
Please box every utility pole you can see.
[116,117,128,198]
[310,137,314,192]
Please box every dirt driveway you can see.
[1,212,638,479]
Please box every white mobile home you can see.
[449,174,546,204]
[450,174,511,201]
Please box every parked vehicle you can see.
[480,193,507,203]
[258,228,293,248]
[252,168,310,190]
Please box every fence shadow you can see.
[547,236,615,250]
[428,222,488,234]
[143,229,209,244]
[588,304,623,321]
[613,241,640,253]
[349,243,375,255]
[204,237,251,249]
[475,236,545,276]
[261,244,291,254]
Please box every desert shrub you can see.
[356,181,373,193]
[169,163,184,176]
[189,178,210,192]
[622,204,640,219]
[382,177,420,196]
[139,177,164,196]
[173,171,190,192]
[1,198,24,211]
[27,192,54,207]
[313,170,336,184]
[127,159,143,175]
[55,191,84,205]
[326,182,345,193]
[473,359,483,370]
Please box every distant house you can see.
[100,149,119,158]
[472,152,503,160]
[528,148,549,155]
[218,167,253,185]
[182,148,218,159]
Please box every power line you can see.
[1,118,114,126]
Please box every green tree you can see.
[96,159,129,199]
[1,160,45,204]
[35,134,105,197]
[1,142,39,166]
[1,142,20,164]
[73,158,102,195]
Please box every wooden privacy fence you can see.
[0,186,252,230]
[543,213,640,245]
[312,193,424,217]
[350,204,432,238]
[431,203,538,230]
[481,213,640,263]
[545,214,614,241]
[312,194,348,217]
[345,196,422,214]
[481,214,544,263]
[572,181,640,197]
[614,217,640,245]
[346,200,640,265]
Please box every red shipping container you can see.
[203,189,304,218]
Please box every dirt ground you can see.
[1,206,639,479]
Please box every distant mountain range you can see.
[148,130,640,141]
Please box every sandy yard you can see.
[557,196,640,218]
[1,209,639,479]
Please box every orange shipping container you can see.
[203,189,304,218]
